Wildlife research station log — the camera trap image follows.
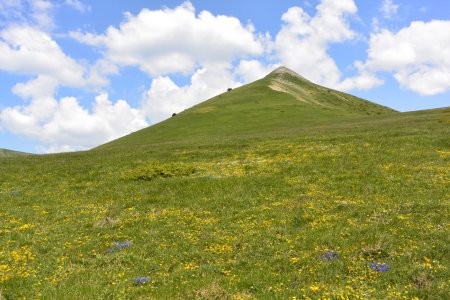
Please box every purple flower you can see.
[114,241,132,250]
[108,241,132,253]
[134,277,150,285]
[319,251,339,261]
[370,262,391,272]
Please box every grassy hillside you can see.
[99,67,395,149]
[0,148,29,158]
[0,68,448,299]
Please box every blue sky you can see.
[0,0,449,153]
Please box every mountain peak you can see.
[268,66,306,80]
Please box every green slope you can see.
[0,67,448,299]
[99,67,395,149]
[0,148,29,158]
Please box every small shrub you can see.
[129,161,195,181]
[413,271,432,290]
[195,282,228,299]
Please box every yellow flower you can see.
[183,262,199,270]
[310,284,320,293]
[290,257,300,264]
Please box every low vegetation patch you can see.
[128,160,196,181]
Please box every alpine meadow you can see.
[0,67,449,299]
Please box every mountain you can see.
[0,148,29,158]
[99,67,395,149]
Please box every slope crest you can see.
[266,67,394,115]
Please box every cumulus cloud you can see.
[0,93,148,153]
[85,59,119,88]
[380,0,399,19]
[29,0,53,28]
[0,0,55,29]
[274,0,358,88]
[361,20,450,95]
[0,25,148,152]
[68,1,271,124]
[141,64,240,123]
[235,60,279,83]
[71,1,264,76]
[338,70,384,91]
[12,75,58,101]
[0,0,23,23]
[0,25,85,86]
[65,0,90,13]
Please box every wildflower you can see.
[319,251,338,261]
[309,284,320,293]
[134,277,150,285]
[108,241,132,253]
[369,262,391,272]
[114,241,132,249]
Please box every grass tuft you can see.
[128,161,196,181]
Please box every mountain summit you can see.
[269,66,307,78]
[265,66,390,113]
[98,67,395,149]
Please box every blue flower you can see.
[117,241,132,249]
[107,241,132,253]
[370,261,391,272]
[319,251,338,261]
[134,277,150,285]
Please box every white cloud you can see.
[338,71,383,91]
[0,93,148,153]
[380,0,399,19]
[0,0,89,28]
[274,0,357,88]
[235,60,279,83]
[372,17,381,33]
[0,25,85,87]
[0,0,23,23]
[141,64,240,123]
[12,75,58,101]
[0,25,148,152]
[72,1,264,76]
[85,59,119,88]
[361,20,450,95]
[29,0,53,28]
[65,0,90,12]
[0,0,55,29]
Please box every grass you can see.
[0,149,30,158]
[0,68,449,299]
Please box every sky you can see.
[0,0,449,154]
